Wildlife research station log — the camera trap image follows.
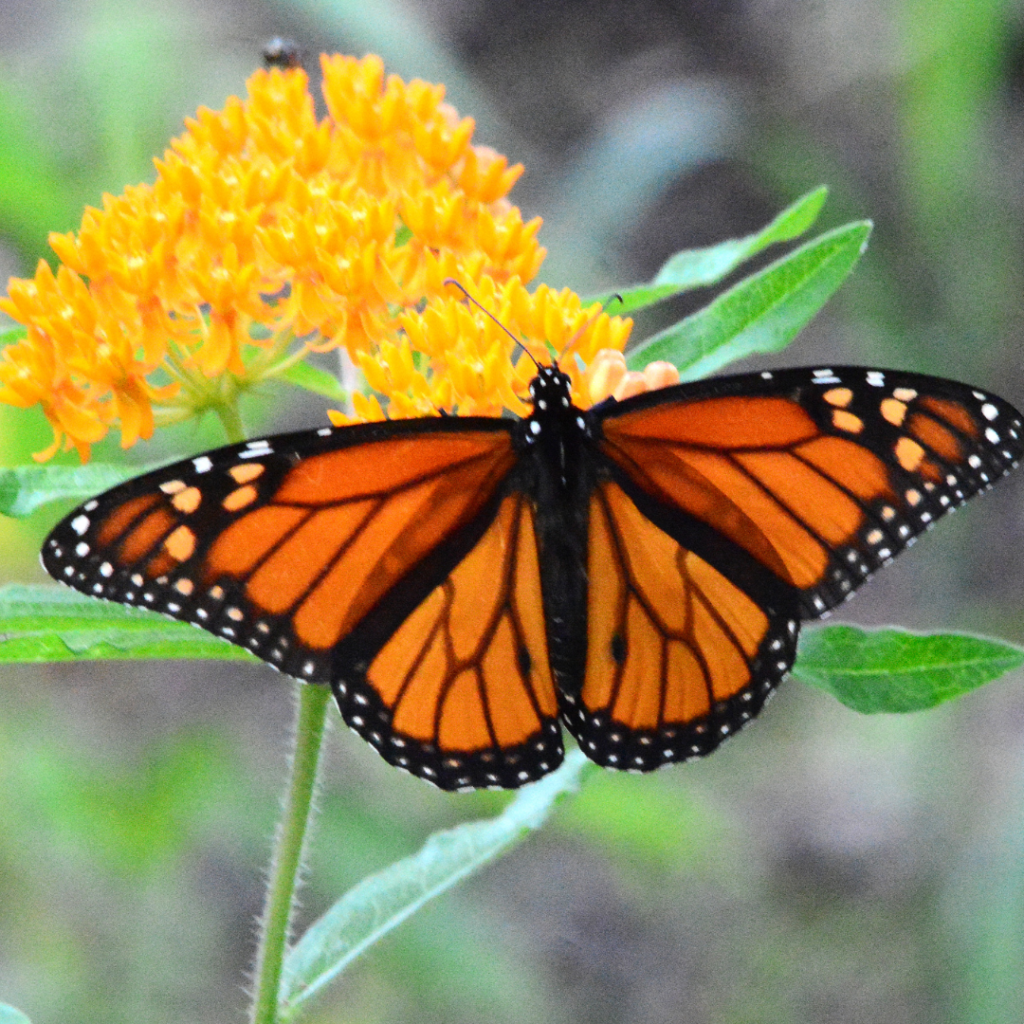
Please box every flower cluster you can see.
[0,53,633,460]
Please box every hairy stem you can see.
[250,682,332,1024]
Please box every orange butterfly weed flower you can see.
[0,53,633,460]
[583,349,680,405]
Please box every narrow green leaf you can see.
[627,220,872,376]
[793,625,1024,713]
[0,463,149,518]
[0,584,258,664]
[585,186,829,315]
[278,749,593,1020]
[277,361,348,403]
[654,185,829,291]
[0,1004,33,1024]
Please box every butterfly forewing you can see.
[42,421,517,686]
[598,367,1024,619]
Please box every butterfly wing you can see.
[334,489,562,789]
[598,367,1024,617]
[42,419,562,788]
[564,366,1024,767]
[559,476,800,770]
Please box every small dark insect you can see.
[262,37,303,69]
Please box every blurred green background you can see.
[2,0,1024,1022]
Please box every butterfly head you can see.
[528,365,573,413]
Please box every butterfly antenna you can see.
[443,279,542,370]
[558,297,619,364]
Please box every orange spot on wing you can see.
[831,409,864,434]
[222,484,259,511]
[895,436,926,472]
[880,398,907,427]
[229,463,265,484]
[163,524,196,562]
[823,387,853,407]
[171,486,202,514]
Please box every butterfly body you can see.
[515,367,596,693]
[42,365,1023,789]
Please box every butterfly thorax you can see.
[515,365,597,498]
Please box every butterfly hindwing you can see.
[560,478,799,769]
[597,367,1024,619]
[334,491,563,790]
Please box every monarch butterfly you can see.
[42,363,1023,790]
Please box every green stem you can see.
[250,682,332,1024]
[214,399,246,444]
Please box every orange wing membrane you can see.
[42,420,516,689]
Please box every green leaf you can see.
[0,463,150,518]
[588,186,830,316]
[278,749,593,1020]
[0,584,259,664]
[793,626,1024,713]
[627,220,872,377]
[276,361,349,403]
[654,185,829,290]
